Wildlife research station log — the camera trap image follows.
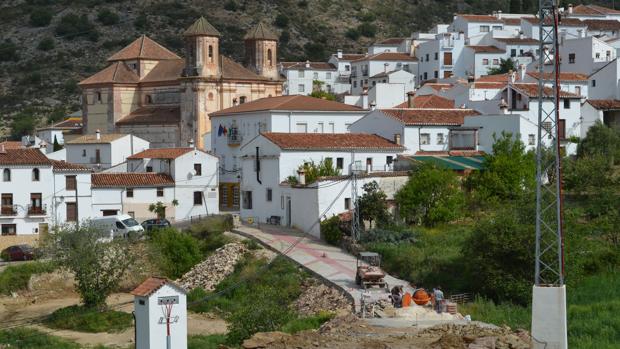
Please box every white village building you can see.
[279,61,343,95]
[66,132,150,170]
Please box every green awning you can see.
[409,155,485,171]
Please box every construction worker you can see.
[433,286,444,313]
[390,285,403,308]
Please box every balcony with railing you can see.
[227,128,242,146]
[27,204,47,216]
[1,205,17,216]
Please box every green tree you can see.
[0,40,18,62]
[134,13,149,30]
[29,8,53,27]
[224,0,238,11]
[56,13,99,41]
[487,58,517,75]
[96,9,119,26]
[309,90,336,101]
[149,228,202,279]
[576,120,620,165]
[345,28,360,40]
[53,135,62,152]
[46,225,135,309]
[357,22,377,37]
[288,158,341,184]
[395,163,464,226]
[303,42,326,61]
[10,113,37,140]
[509,0,521,13]
[37,37,55,51]
[465,132,535,203]
[358,181,389,227]
[274,14,289,28]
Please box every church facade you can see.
[79,18,282,149]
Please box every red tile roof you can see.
[457,14,503,23]
[472,82,506,89]
[394,95,455,108]
[466,45,505,53]
[582,19,620,31]
[244,22,278,40]
[586,99,620,110]
[0,141,24,150]
[526,72,589,82]
[494,37,539,45]
[91,173,175,188]
[380,108,480,126]
[140,59,185,83]
[352,52,417,62]
[523,17,585,27]
[41,117,83,130]
[67,134,127,144]
[476,73,515,83]
[128,148,193,160]
[376,37,406,45]
[210,95,362,117]
[107,35,181,62]
[572,4,620,16]
[131,277,186,297]
[79,62,139,86]
[51,160,92,172]
[116,106,180,126]
[0,148,52,166]
[280,62,336,70]
[184,17,221,37]
[510,83,581,98]
[502,17,535,25]
[421,83,453,91]
[337,53,365,61]
[262,133,403,151]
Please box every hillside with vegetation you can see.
[0,0,614,138]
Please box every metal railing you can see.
[227,131,242,145]
[0,205,17,216]
[27,204,47,216]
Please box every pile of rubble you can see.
[176,243,248,291]
[292,279,352,315]
[418,323,531,349]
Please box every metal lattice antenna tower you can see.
[535,0,565,286]
[351,160,362,242]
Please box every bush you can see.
[44,305,133,333]
[361,227,416,244]
[0,261,56,295]
[0,40,19,62]
[274,14,289,27]
[345,28,360,40]
[10,113,37,140]
[303,42,326,61]
[357,22,377,37]
[56,13,99,41]
[37,37,55,51]
[0,328,81,349]
[134,13,148,30]
[224,0,238,11]
[149,227,203,279]
[97,8,119,26]
[321,216,343,246]
[29,8,54,27]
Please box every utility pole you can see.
[532,1,567,348]
[351,158,362,242]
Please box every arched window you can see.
[208,45,214,63]
[239,96,247,104]
[208,92,214,101]
[32,168,40,181]
[3,169,10,182]
[267,49,273,66]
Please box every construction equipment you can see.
[355,252,388,290]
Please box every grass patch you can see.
[0,261,56,295]
[44,305,133,333]
[0,328,81,349]
[188,334,227,349]
[281,311,335,334]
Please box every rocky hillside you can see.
[0,0,610,138]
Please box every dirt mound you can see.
[419,323,531,349]
[176,243,248,291]
[293,279,352,315]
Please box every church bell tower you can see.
[244,22,279,80]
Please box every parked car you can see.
[1,244,35,261]
[91,214,145,240]
[141,218,171,232]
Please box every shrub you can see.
[0,328,81,348]
[44,305,133,333]
[97,8,119,26]
[149,227,203,279]
[134,13,148,30]
[37,37,55,51]
[0,40,19,62]
[303,42,326,61]
[56,13,99,41]
[0,261,56,295]
[361,227,417,244]
[357,22,376,37]
[321,216,343,246]
[224,0,238,11]
[345,28,360,40]
[274,14,289,28]
[29,8,54,27]
[10,113,37,140]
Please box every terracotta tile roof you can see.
[472,82,506,89]
[128,148,193,159]
[376,37,406,45]
[244,22,278,40]
[51,160,92,172]
[0,141,24,150]
[582,19,620,31]
[586,99,620,110]
[494,37,539,45]
[510,83,581,98]
[184,17,220,37]
[280,62,336,70]
[337,53,365,61]
[0,148,52,165]
[466,45,505,53]
[92,173,175,188]
[141,59,185,83]
[457,14,503,23]
[502,17,535,25]
[380,108,480,126]
[523,17,585,27]
[210,95,362,117]
[476,73,514,83]
[262,132,403,151]
[572,4,620,16]
[394,95,455,108]
[220,55,278,81]
[352,52,417,62]
[421,82,453,91]
[38,117,84,131]
[79,62,139,86]
[116,106,180,126]
[67,134,127,144]
[131,277,186,297]
[526,72,589,82]
[107,35,181,62]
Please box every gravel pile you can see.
[176,243,248,291]
[293,279,352,315]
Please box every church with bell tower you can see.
[79,17,282,149]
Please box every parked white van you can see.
[91,214,144,239]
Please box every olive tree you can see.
[47,224,135,309]
[357,181,390,227]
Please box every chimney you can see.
[407,91,415,108]
[95,129,101,140]
[370,101,376,110]
[394,134,401,145]
[508,69,516,84]
[568,3,573,14]
[499,98,509,114]
[188,138,195,149]
[496,10,502,19]
[297,168,306,186]
[305,60,310,68]
[384,62,389,73]
[0,144,5,154]
[337,49,343,59]
[519,64,526,81]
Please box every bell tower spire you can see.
[183,17,221,77]
[244,22,279,80]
